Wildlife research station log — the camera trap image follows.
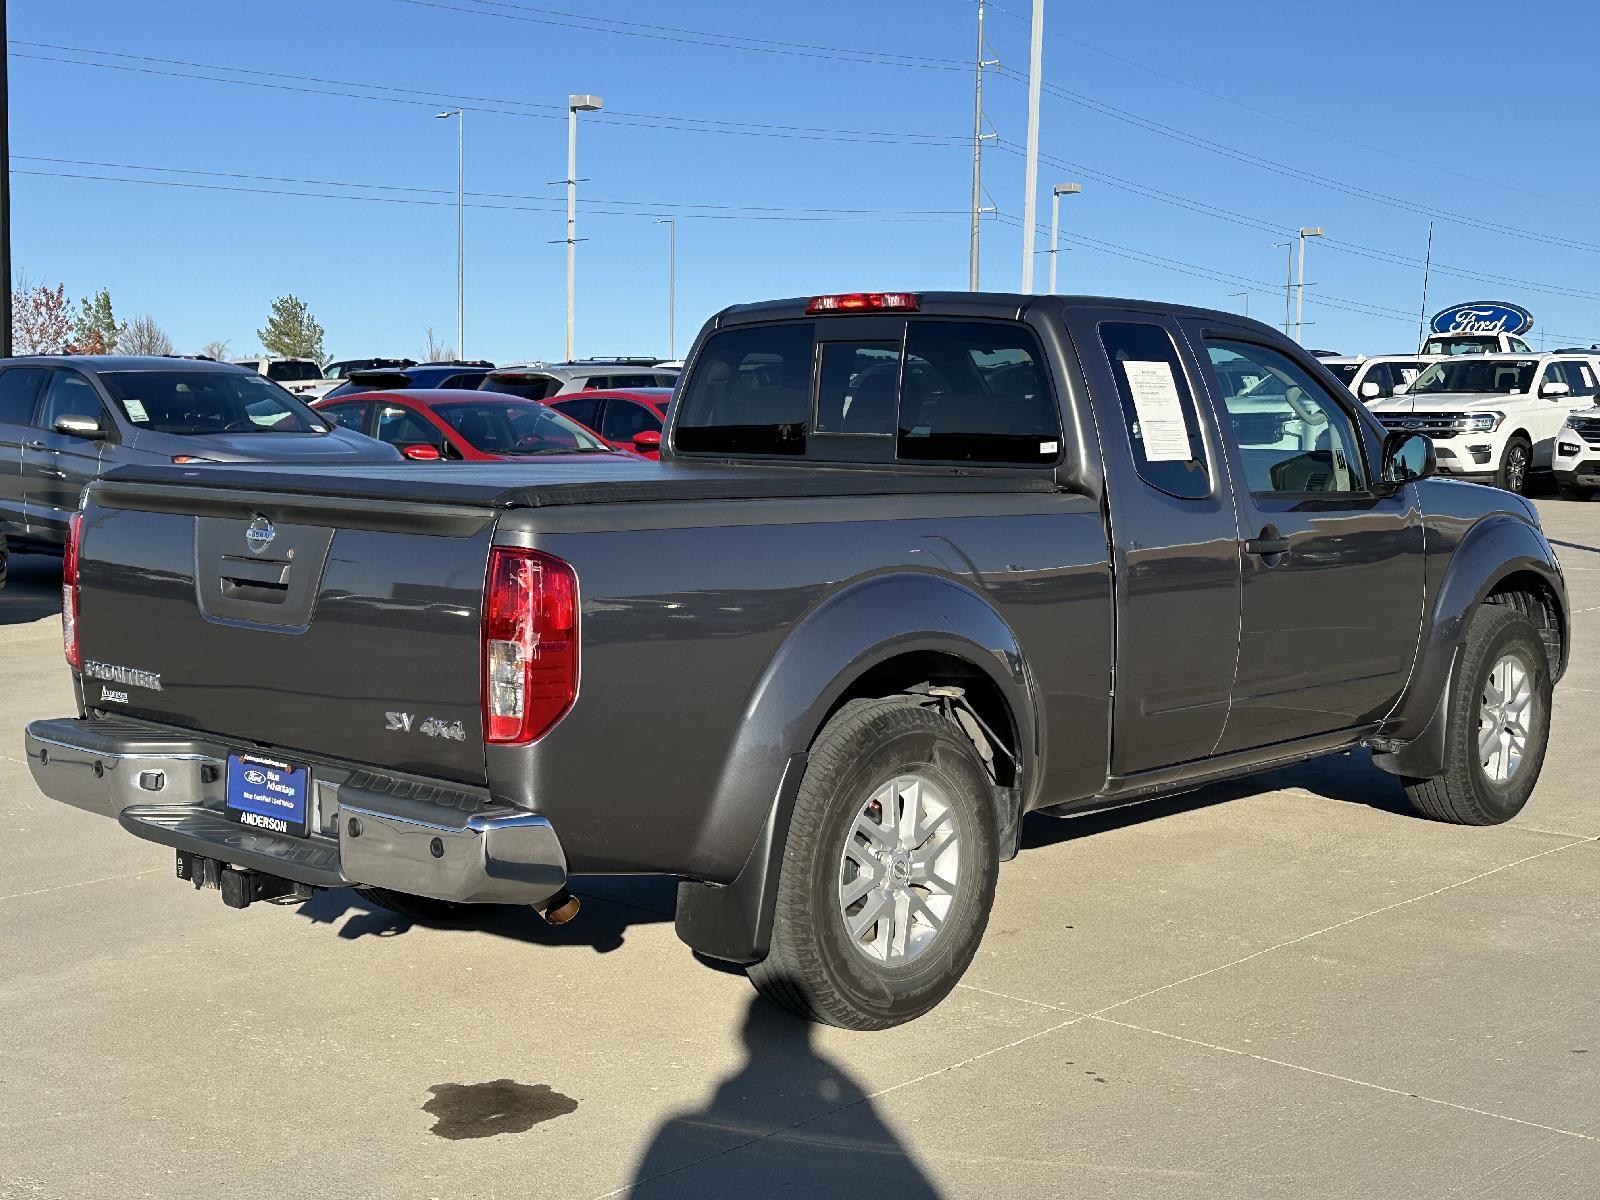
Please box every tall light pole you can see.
[566,93,603,362]
[1295,225,1323,345]
[654,216,676,359]
[1272,240,1294,335]
[1018,0,1045,292]
[1229,290,1250,317]
[1047,181,1081,294]
[435,109,464,359]
[968,0,997,290]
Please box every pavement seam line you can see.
[1088,1013,1599,1144]
[1089,837,1590,1018]
[585,1013,1088,1200]
[0,867,164,903]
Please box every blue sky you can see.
[11,0,1600,363]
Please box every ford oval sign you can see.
[1429,300,1534,337]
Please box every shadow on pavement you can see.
[1022,748,1411,850]
[0,552,62,625]
[295,874,675,953]
[623,988,942,1198]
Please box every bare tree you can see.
[11,272,72,354]
[423,326,457,362]
[199,338,231,362]
[122,314,175,356]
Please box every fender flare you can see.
[1374,514,1565,776]
[674,570,1039,963]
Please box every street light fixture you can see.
[565,93,603,362]
[1047,181,1081,294]
[435,109,464,359]
[654,217,676,360]
[1295,225,1324,345]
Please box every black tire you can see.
[353,885,473,923]
[1557,481,1589,501]
[748,698,1000,1030]
[1495,436,1532,494]
[1403,604,1552,825]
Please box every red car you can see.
[549,388,671,459]
[312,389,616,461]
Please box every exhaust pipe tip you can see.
[536,889,581,926]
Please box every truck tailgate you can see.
[75,482,495,785]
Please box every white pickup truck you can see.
[1369,352,1600,492]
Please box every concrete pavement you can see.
[2,499,1597,1199]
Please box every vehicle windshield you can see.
[1407,359,1537,395]
[264,360,322,383]
[479,373,561,401]
[435,400,609,455]
[1422,335,1501,356]
[1325,363,1361,385]
[100,370,329,435]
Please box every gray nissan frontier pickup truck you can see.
[25,292,1568,1029]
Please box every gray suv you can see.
[0,356,398,553]
[479,359,678,401]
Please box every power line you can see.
[11,163,973,223]
[998,66,1600,257]
[970,0,1600,217]
[10,42,966,145]
[385,0,968,70]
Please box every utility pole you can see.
[565,94,603,362]
[1273,241,1293,335]
[1,0,12,358]
[1295,225,1323,345]
[1230,291,1249,317]
[1047,182,1081,294]
[968,0,997,290]
[1416,220,1434,348]
[435,109,464,359]
[1018,0,1045,292]
[654,217,676,359]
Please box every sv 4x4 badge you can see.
[385,711,467,742]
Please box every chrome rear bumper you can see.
[23,716,567,906]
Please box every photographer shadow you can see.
[623,987,943,1198]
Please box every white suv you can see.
[1322,355,1440,403]
[1368,353,1600,493]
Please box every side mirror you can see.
[54,414,106,440]
[1541,380,1572,398]
[631,430,662,453]
[1359,381,1381,399]
[1381,431,1435,485]
[1391,382,1409,395]
[400,443,443,461]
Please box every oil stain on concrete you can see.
[424,1080,578,1140]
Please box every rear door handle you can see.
[1243,528,1290,556]
[25,439,46,450]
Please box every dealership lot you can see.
[2,500,1596,1200]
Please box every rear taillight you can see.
[62,511,83,669]
[483,547,579,744]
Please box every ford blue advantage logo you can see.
[1429,301,1534,337]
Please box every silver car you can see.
[0,355,399,553]
[478,359,678,401]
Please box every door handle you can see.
[25,439,46,450]
[1243,527,1290,556]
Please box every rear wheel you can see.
[749,698,999,1030]
[1403,604,1551,825]
[353,885,473,923]
[1495,436,1532,494]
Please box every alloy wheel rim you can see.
[1507,447,1527,491]
[838,773,961,965]
[1478,652,1535,783]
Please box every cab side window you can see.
[1560,361,1597,397]
[1098,321,1209,498]
[0,367,47,426]
[323,402,372,433]
[1540,363,1567,393]
[375,404,440,449]
[599,399,661,442]
[36,370,105,430]
[1205,339,1369,496]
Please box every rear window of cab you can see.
[674,319,1061,465]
